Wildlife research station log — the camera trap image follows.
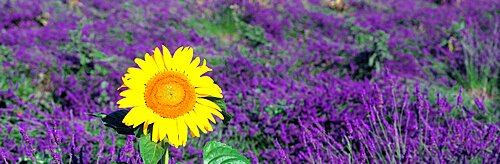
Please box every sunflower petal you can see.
[204,124,213,132]
[177,116,188,146]
[209,108,224,120]
[195,87,223,98]
[164,119,179,147]
[117,95,145,108]
[152,122,160,143]
[143,120,150,135]
[189,57,201,70]
[196,103,224,123]
[125,67,149,82]
[191,109,208,134]
[172,47,190,73]
[122,107,147,128]
[144,53,159,73]
[191,76,215,87]
[134,57,156,77]
[121,76,145,92]
[194,104,215,123]
[162,45,174,71]
[179,47,194,67]
[188,59,212,78]
[196,98,222,111]
[157,120,168,143]
[185,111,200,137]
[153,47,166,71]
[193,104,214,133]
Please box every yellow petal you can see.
[195,87,223,98]
[206,106,224,120]
[153,47,166,71]
[191,76,216,88]
[144,53,159,73]
[188,57,201,70]
[117,84,126,90]
[122,106,147,128]
[192,110,208,134]
[185,111,201,137]
[162,45,174,71]
[172,47,189,72]
[134,58,155,77]
[116,95,145,108]
[202,109,216,123]
[164,119,179,147]
[204,123,213,132]
[152,122,160,143]
[121,76,146,92]
[176,116,188,146]
[196,103,224,123]
[125,67,149,83]
[193,104,214,132]
[188,59,212,79]
[157,120,168,143]
[143,120,150,135]
[179,47,194,69]
[196,98,222,111]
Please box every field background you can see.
[0,0,499,163]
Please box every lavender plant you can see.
[1,0,498,163]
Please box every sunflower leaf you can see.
[138,133,167,164]
[203,141,250,164]
[92,110,136,135]
[204,97,232,125]
[90,113,107,119]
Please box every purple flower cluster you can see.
[1,0,498,163]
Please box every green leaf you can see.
[91,51,107,60]
[203,141,250,164]
[203,97,232,125]
[90,113,107,119]
[91,110,136,135]
[368,54,376,67]
[138,133,167,164]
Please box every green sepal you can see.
[203,141,250,164]
[203,97,233,125]
[91,110,135,135]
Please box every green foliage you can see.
[424,19,498,123]
[365,30,392,71]
[185,9,238,41]
[451,18,466,36]
[203,141,250,164]
[138,132,168,164]
[185,7,268,47]
[426,83,498,123]
[343,18,393,78]
[0,45,41,104]
[233,12,269,47]
[58,18,113,77]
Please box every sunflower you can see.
[117,46,224,147]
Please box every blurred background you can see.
[0,0,498,163]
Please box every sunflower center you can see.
[144,71,196,119]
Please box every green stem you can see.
[163,147,169,164]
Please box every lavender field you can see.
[1,0,499,163]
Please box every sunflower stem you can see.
[162,145,169,164]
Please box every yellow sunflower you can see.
[117,46,224,147]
